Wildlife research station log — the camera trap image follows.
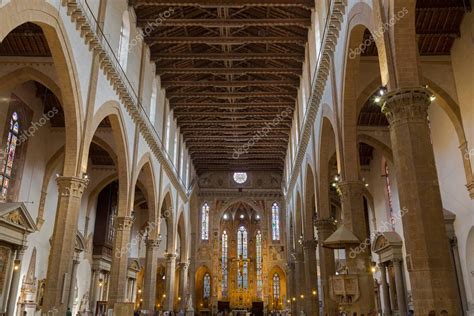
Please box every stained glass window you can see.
[221,230,228,297]
[273,273,280,302]
[237,226,248,289]
[118,12,130,70]
[384,163,395,231]
[173,131,179,166]
[201,202,210,240]
[272,202,280,240]
[256,231,263,298]
[0,112,19,201]
[203,273,211,299]
[165,112,171,152]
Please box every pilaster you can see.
[43,176,88,315]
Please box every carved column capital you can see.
[56,176,89,198]
[178,262,189,270]
[314,218,336,233]
[145,238,161,249]
[381,87,431,126]
[114,216,133,231]
[336,180,365,200]
[15,245,27,259]
[165,252,177,262]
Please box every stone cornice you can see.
[62,0,190,202]
[198,190,282,198]
[0,56,54,65]
[284,0,347,199]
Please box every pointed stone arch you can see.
[0,0,85,177]
[303,164,316,240]
[84,101,131,217]
[133,153,159,234]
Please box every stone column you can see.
[285,262,295,314]
[379,263,391,316]
[178,262,189,310]
[337,181,375,314]
[89,268,100,313]
[108,216,133,307]
[302,240,319,316]
[393,259,407,316]
[450,237,468,312]
[43,176,88,315]
[315,218,337,315]
[293,251,305,313]
[187,243,196,313]
[67,255,80,309]
[143,239,160,311]
[6,247,25,316]
[381,88,460,314]
[164,253,177,311]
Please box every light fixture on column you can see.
[430,95,436,101]
[256,214,260,220]
[223,213,229,220]
[331,174,341,189]
[298,234,304,245]
[312,290,317,296]
[374,86,387,104]
[14,265,19,271]
[138,289,142,294]
[371,262,377,273]
[83,173,89,180]
[300,294,304,299]
[240,214,244,219]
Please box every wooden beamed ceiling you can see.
[133,0,312,174]
[362,0,471,56]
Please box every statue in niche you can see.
[79,291,90,313]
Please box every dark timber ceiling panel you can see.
[0,23,51,57]
[362,0,471,56]
[132,0,313,174]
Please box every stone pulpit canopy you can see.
[372,231,403,263]
[372,232,407,315]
